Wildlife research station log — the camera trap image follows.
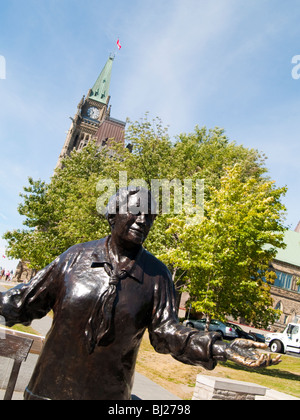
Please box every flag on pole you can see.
[117,39,122,50]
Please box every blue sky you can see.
[0,0,300,270]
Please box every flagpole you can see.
[109,39,121,61]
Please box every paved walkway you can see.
[0,371,180,401]
[0,283,180,400]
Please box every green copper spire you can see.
[89,54,114,104]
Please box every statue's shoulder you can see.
[142,248,172,280]
[64,238,107,256]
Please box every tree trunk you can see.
[204,314,211,331]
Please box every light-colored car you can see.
[183,318,238,340]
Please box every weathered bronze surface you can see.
[0,187,280,400]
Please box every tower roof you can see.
[89,54,114,104]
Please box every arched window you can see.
[274,301,283,322]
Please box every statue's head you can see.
[105,186,157,246]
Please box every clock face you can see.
[87,107,100,119]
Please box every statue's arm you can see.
[148,271,280,370]
[0,256,61,327]
[148,272,220,370]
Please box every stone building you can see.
[13,260,36,284]
[269,228,300,330]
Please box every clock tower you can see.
[13,54,126,284]
[56,54,125,169]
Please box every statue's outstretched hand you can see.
[213,338,281,368]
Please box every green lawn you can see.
[136,334,300,399]
[218,355,300,398]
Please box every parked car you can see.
[183,318,206,330]
[226,322,265,343]
[183,319,238,340]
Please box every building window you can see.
[274,270,293,290]
[293,315,300,323]
[274,301,283,322]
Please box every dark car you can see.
[226,322,265,343]
[183,319,238,340]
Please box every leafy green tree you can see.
[4,114,285,327]
[106,118,270,282]
[162,164,287,328]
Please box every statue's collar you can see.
[91,236,144,283]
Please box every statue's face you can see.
[111,194,155,247]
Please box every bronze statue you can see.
[0,187,280,400]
